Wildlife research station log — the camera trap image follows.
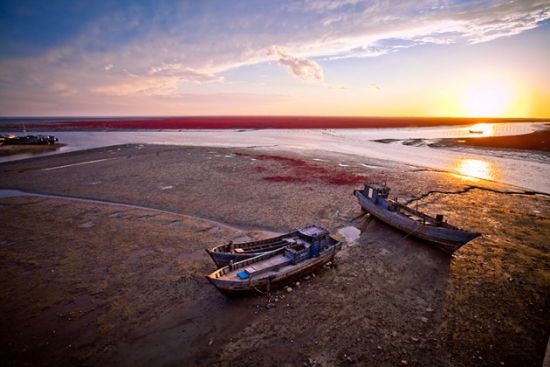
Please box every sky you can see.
[0,0,549,118]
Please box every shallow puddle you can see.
[0,189,26,198]
[337,226,361,245]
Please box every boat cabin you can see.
[279,225,333,265]
[361,184,390,206]
[284,241,311,265]
[298,225,332,253]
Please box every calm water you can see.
[1,122,548,193]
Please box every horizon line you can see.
[1,115,549,121]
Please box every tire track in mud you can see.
[0,189,282,236]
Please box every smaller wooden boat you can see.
[206,226,341,295]
[206,225,328,268]
[354,183,480,253]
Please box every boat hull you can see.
[206,226,332,268]
[354,190,479,253]
[206,232,293,268]
[206,245,341,296]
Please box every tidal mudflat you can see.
[0,143,65,157]
[0,144,548,366]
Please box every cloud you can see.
[288,1,549,58]
[268,46,324,81]
[326,83,347,91]
[0,86,293,116]
[462,4,550,44]
[283,0,360,12]
[92,77,180,97]
[91,64,225,98]
[149,64,224,84]
[0,0,548,115]
[49,82,77,97]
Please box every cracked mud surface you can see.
[0,144,548,366]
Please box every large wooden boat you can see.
[206,226,341,295]
[206,225,327,268]
[353,183,480,253]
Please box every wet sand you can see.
[431,128,550,152]
[0,143,65,156]
[0,144,548,366]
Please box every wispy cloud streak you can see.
[268,46,324,81]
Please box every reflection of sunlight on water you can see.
[455,159,495,180]
[467,123,495,137]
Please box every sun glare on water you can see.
[467,123,494,137]
[454,159,494,180]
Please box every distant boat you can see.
[468,129,484,134]
[206,226,341,295]
[353,183,480,253]
[206,225,326,268]
[2,134,58,145]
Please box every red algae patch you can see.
[237,152,369,185]
[324,175,367,185]
[236,152,307,167]
[263,176,308,183]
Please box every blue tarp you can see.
[237,270,250,280]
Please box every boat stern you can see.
[466,231,482,243]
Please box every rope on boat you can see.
[252,276,273,296]
[252,285,267,295]
[349,211,370,222]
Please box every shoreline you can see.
[0,143,65,156]
[430,128,550,152]
[1,125,548,194]
[1,116,549,131]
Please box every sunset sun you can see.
[462,81,513,117]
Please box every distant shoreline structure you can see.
[0,116,549,131]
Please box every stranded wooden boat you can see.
[206,225,326,268]
[206,226,341,295]
[354,183,480,253]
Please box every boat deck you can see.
[243,255,290,274]
[390,198,458,229]
[220,254,292,280]
[242,239,289,252]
